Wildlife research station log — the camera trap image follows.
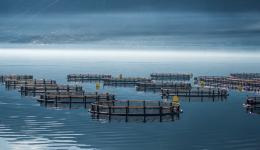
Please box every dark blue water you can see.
[0,49,260,150]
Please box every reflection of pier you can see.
[91,113,180,123]
[67,74,111,82]
[150,73,190,81]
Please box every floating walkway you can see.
[230,73,260,79]
[89,101,182,116]
[150,73,190,81]
[135,82,191,89]
[0,74,33,82]
[160,87,228,97]
[18,84,83,93]
[5,79,56,86]
[67,74,111,82]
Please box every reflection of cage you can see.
[67,74,111,81]
[0,74,33,82]
[37,92,116,103]
[230,73,260,79]
[246,107,260,114]
[18,84,83,92]
[5,79,56,86]
[150,73,190,81]
[136,82,191,89]
[103,77,151,83]
[160,87,228,97]
[244,97,260,107]
[136,88,162,93]
[89,101,182,116]
[40,102,92,110]
[91,113,180,123]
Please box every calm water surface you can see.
[0,49,260,150]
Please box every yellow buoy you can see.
[238,86,242,92]
[138,77,141,81]
[201,81,204,85]
[201,84,204,88]
[190,73,193,78]
[119,74,122,79]
[173,96,179,103]
[96,82,100,90]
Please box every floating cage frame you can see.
[160,87,229,97]
[103,77,151,84]
[19,85,83,93]
[37,92,116,102]
[0,74,33,82]
[150,73,190,81]
[89,101,182,116]
[230,73,260,79]
[67,74,111,81]
[136,82,191,89]
[244,97,260,107]
[5,79,56,86]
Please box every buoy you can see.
[190,73,193,78]
[201,84,204,88]
[138,77,141,81]
[201,81,204,85]
[173,96,179,103]
[119,74,122,79]
[96,82,100,90]
[238,86,242,92]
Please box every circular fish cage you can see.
[89,101,182,116]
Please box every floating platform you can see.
[135,82,191,89]
[150,73,190,81]
[91,113,180,123]
[0,74,33,82]
[89,101,182,116]
[5,79,56,86]
[67,74,111,81]
[230,73,260,79]
[103,77,151,84]
[18,84,83,93]
[160,87,229,97]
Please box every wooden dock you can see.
[150,73,190,81]
[135,82,191,89]
[89,101,182,116]
[67,74,111,81]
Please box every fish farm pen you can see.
[135,82,191,89]
[91,113,180,123]
[0,74,33,82]
[18,84,83,93]
[230,73,260,79]
[67,74,111,81]
[5,79,56,86]
[89,101,182,116]
[160,87,228,97]
[103,77,151,84]
[150,73,190,81]
[194,76,227,81]
[103,82,137,88]
[244,97,260,107]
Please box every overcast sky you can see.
[0,0,260,47]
